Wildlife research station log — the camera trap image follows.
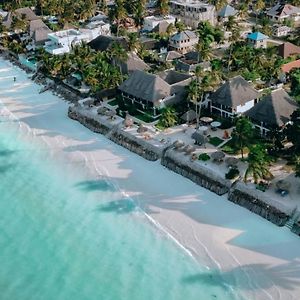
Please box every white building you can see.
[143,15,176,32]
[209,76,260,118]
[273,25,292,37]
[170,0,215,29]
[169,30,198,54]
[45,25,110,55]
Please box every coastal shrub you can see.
[219,118,233,130]
[198,153,210,161]
[225,168,240,180]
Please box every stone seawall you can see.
[161,150,231,195]
[228,185,290,226]
[68,107,111,135]
[68,107,162,161]
[108,130,161,161]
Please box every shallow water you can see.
[0,108,240,300]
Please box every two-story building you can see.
[169,30,198,54]
[247,32,268,49]
[143,15,176,32]
[245,88,298,135]
[45,26,108,55]
[209,75,260,118]
[266,3,300,22]
[119,70,192,117]
[170,0,215,29]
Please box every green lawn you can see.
[134,113,154,123]
[209,136,224,147]
[107,99,118,106]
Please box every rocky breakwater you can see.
[107,128,163,161]
[228,183,291,226]
[68,106,164,161]
[161,149,231,195]
[292,221,300,236]
[68,106,112,135]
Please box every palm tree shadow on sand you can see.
[182,261,300,292]
[95,199,137,214]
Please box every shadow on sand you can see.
[74,180,112,192]
[95,199,136,214]
[182,261,300,292]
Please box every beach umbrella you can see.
[276,180,291,191]
[181,110,197,123]
[211,121,221,128]
[225,157,239,167]
[137,123,148,133]
[97,107,107,115]
[184,145,196,154]
[106,110,117,117]
[124,114,134,127]
[200,116,213,123]
[197,125,208,135]
[173,140,185,149]
[211,151,225,161]
[191,131,208,145]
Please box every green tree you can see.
[157,0,169,16]
[244,144,272,183]
[158,107,178,128]
[232,117,254,159]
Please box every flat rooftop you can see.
[170,0,213,8]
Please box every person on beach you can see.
[13,77,16,82]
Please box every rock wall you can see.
[161,150,230,195]
[68,107,162,161]
[291,222,300,235]
[108,130,160,161]
[228,187,290,226]
[68,107,111,135]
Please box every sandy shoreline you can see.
[1,58,300,300]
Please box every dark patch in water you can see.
[96,199,136,214]
[74,180,111,192]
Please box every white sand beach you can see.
[1,58,300,300]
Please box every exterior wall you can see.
[210,99,256,118]
[169,36,198,54]
[236,99,255,113]
[143,15,176,31]
[170,1,215,29]
[45,28,105,55]
[248,39,267,49]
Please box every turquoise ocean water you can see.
[0,106,240,300]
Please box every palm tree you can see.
[157,0,169,16]
[110,42,128,75]
[244,145,272,184]
[112,0,127,37]
[158,107,178,128]
[231,117,254,159]
[127,33,140,52]
[187,79,201,127]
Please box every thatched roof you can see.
[210,76,260,109]
[245,89,298,127]
[191,131,207,144]
[181,110,196,122]
[29,19,52,43]
[88,35,128,51]
[119,70,171,104]
[211,151,225,161]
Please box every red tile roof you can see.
[278,42,300,59]
[281,59,300,73]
